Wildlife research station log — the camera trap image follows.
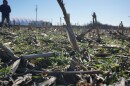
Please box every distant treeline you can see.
[0,18,52,28]
[53,22,129,30]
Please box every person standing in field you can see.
[119,21,124,34]
[92,12,97,24]
[0,0,11,28]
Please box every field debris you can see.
[0,25,130,85]
[0,0,130,85]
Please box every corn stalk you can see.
[57,0,80,52]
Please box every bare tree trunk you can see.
[57,0,80,52]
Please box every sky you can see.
[0,0,130,27]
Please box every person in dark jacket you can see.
[92,12,97,24]
[0,0,11,27]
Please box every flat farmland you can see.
[0,26,130,85]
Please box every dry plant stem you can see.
[21,52,55,59]
[10,59,21,74]
[76,29,92,39]
[57,0,80,52]
[40,76,56,86]
[31,70,103,75]
[0,43,18,61]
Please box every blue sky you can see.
[0,0,130,26]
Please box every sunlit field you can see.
[0,25,130,85]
